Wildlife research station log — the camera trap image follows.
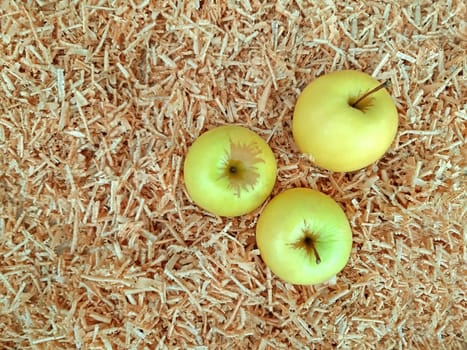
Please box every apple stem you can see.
[311,244,321,265]
[351,81,389,108]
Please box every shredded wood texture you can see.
[0,1,466,349]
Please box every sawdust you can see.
[0,1,466,349]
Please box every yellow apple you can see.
[293,70,398,172]
[255,188,352,285]
[183,125,277,217]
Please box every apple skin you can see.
[255,188,352,285]
[292,70,398,172]
[183,125,277,217]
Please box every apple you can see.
[292,70,398,172]
[255,188,352,285]
[183,125,277,217]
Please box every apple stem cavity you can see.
[220,141,265,198]
[351,81,389,110]
[293,233,322,265]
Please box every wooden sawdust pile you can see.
[0,1,466,349]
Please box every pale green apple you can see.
[183,125,277,217]
[255,188,352,285]
[293,70,398,172]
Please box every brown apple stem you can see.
[311,244,321,264]
[351,81,389,108]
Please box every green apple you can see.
[293,70,398,172]
[255,188,352,285]
[183,125,277,217]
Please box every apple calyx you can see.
[221,140,265,197]
[350,81,389,111]
[291,227,321,264]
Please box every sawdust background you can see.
[0,1,466,349]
